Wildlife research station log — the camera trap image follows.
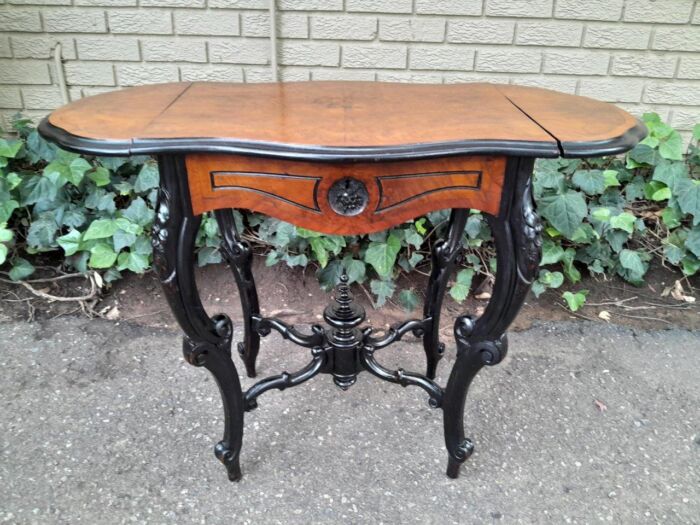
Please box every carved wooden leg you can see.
[422,209,468,379]
[443,157,542,478]
[214,209,261,378]
[154,155,245,482]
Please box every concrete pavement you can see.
[0,318,698,524]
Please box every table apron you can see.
[185,154,506,235]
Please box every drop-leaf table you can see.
[39,81,645,481]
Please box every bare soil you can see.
[1,256,698,333]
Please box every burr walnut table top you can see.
[39,81,645,161]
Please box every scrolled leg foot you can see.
[446,438,474,478]
[215,441,242,482]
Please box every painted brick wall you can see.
[1,0,699,142]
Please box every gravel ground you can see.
[0,318,698,524]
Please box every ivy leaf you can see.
[465,214,484,239]
[364,233,401,278]
[398,289,419,312]
[113,230,137,252]
[539,269,564,288]
[131,236,152,256]
[538,191,587,239]
[624,175,645,201]
[25,130,57,163]
[661,206,682,229]
[26,216,57,249]
[370,278,396,307]
[5,172,22,190]
[134,161,159,193]
[408,252,424,268]
[591,207,612,222]
[602,170,620,188]
[61,205,86,228]
[0,138,22,158]
[97,157,130,171]
[540,239,564,265]
[414,218,427,235]
[114,217,142,235]
[0,243,7,266]
[318,260,343,290]
[664,242,685,265]
[570,223,596,243]
[627,144,659,167]
[658,130,683,160]
[685,228,700,258]
[532,269,564,298]
[562,290,588,312]
[22,175,59,206]
[89,243,117,269]
[403,227,423,249]
[676,179,700,225]
[618,249,647,283]
[651,186,671,201]
[342,256,366,284]
[197,246,222,266]
[9,257,35,281]
[682,255,700,276]
[67,157,91,186]
[85,188,116,213]
[283,253,308,267]
[652,160,688,192]
[309,237,329,268]
[609,212,636,234]
[572,170,606,195]
[0,199,19,223]
[117,251,149,273]
[122,197,153,227]
[83,218,119,241]
[561,248,581,283]
[0,223,12,243]
[274,222,297,246]
[57,229,82,256]
[88,167,111,187]
[449,268,474,303]
[534,165,564,191]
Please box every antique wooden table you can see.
[39,81,645,481]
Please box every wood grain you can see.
[496,84,642,152]
[45,81,644,159]
[186,154,506,235]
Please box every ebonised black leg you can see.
[153,155,245,482]
[214,209,261,378]
[423,209,468,379]
[443,157,542,478]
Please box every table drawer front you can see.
[186,154,505,235]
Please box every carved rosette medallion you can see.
[328,177,369,216]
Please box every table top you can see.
[39,81,645,161]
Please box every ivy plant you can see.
[1,114,699,310]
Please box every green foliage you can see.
[1,113,699,308]
[0,117,207,283]
[562,290,588,312]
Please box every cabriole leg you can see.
[423,209,468,379]
[443,157,542,478]
[214,209,261,378]
[153,155,245,482]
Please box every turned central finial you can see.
[323,271,365,337]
